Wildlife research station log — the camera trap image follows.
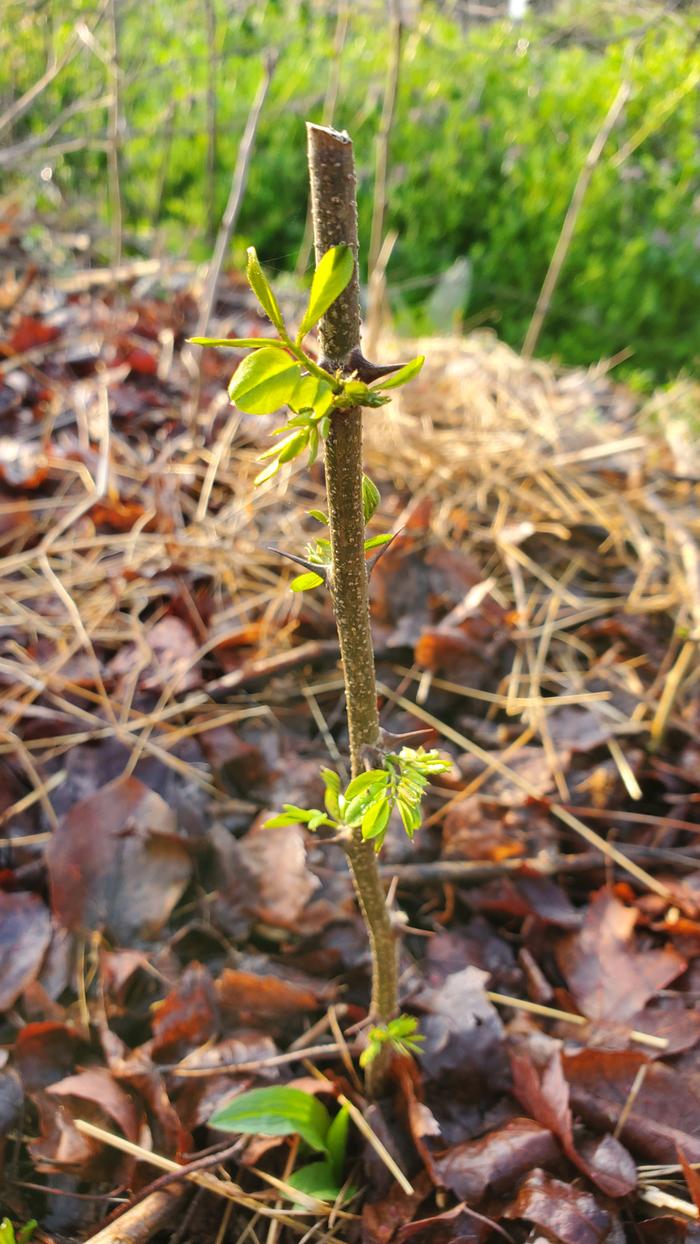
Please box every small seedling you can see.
[210,1086,352,1205]
[0,1221,37,1244]
[360,1015,425,1068]
[194,124,443,1095]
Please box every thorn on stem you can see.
[366,529,402,578]
[267,546,327,579]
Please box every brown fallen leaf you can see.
[417,966,509,1093]
[563,1048,700,1163]
[505,1168,611,1244]
[30,1067,142,1180]
[394,1203,490,1244]
[15,1022,83,1091]
[556,889,685,1023]
[151,963,219,1059]
[110,615,201,693]
[216,967,322,1025]
[235,822,320,930]
[48,775,191,942]
[435,1116,561,1203]
[637,1220,700,1242]
[362,1172,433,1244]
[0,890,51,1010]
[511,1048,636,1196]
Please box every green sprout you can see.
[360,1015,425,1069]
[189,245,423,492]
[265,746,450,853]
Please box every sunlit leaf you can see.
[371,355,425,391]
[290,374,333,417]
[210,1086,331,1154]
[264,812,302,828]
[362,475,380,524]
[246,248,286,333]
[290,571,324,591]
[344,769,389,801]
[298,245,354,338]
[229,348,301,415]
[254,459,282,487]
[364,533,393,551]
[308,509,328,525]
[361,796,391,842]
[188,336,286,350]
[278,429,309,464]
[307,425,319,466]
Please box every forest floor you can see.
[2,209,700,1244]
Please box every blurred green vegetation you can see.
[4,0,699,385]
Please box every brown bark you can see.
[306,124,398,1088]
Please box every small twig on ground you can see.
[73,1120,316,1224]
[84,1187,184,1244]
[486,991,668,1050]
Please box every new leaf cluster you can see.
[266,747,451,853]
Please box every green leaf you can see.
[281,804,324,822]
[285,1160,342,1206]
[344,787,384,827]
[307,810,330,831]
[229,348,301,415]
[326,1106,350,1180]
[278,429,309,464]
[344,769,389,801]
[387,1015,420,1040]
[246,248,286,333]
[362,475,380,524]
[0,1222,16,1244]
[264,812,302,829]
[17,1226,36,1244]
[291,571,324,591]
[318,415,331,439]
[298,245,354,339]
[341,379,371,402]
[290,373,333,417]
[321,769,341,819]
[210,1087,331,1154]
[188,337,287,350]
[371,356,425,391]
[364,533,393,551]
[361,796,391,842]
[307,425,319,466]
[397,799,421,838]
[254,459,282,487]
[308,509,328,525]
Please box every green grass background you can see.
[5,0,699,386]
